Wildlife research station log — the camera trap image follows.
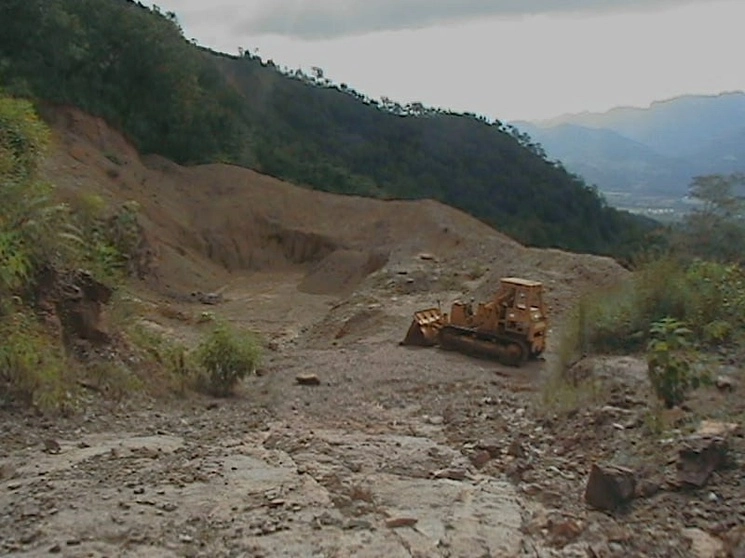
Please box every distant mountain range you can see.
[513,92,745,196]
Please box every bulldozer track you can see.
[438,325,529,367]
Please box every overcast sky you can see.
[147,0,745,121]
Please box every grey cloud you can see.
[233,0,703,39]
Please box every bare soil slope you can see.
[39,106,627,345]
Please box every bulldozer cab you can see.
[497,277,546,331]
[497,278,545,314]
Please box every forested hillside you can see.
[0,0,656,258]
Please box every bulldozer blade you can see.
[400,308,444,346]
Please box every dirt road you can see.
[0,314,538,557]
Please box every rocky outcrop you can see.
[37,267,113,345]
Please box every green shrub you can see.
[194,322,262,397]
[646,318,711,408]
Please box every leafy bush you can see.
[194,322,262,396]
[646,318,711,408]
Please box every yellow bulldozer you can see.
[401,277,548,366]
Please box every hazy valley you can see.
[514,91,745,219]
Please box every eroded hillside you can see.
[41,106,626,327]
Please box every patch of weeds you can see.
[106,289,143,329]
[539,361,604,415]
[465,263,487,280]
[559,258,745,367]
[540,377,604,415]
[84,360,143,402]
[438,272,464,292]
[641,401,667,438]
[552,257,745,380]
[0,310,77,414]
[68,194,148,284]
[552,309,586,376]
[127,323,195,396]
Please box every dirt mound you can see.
[474,247,627,318]
[39,106,532,297]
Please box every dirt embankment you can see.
[40,105,628,306]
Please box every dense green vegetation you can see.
[549,172,745,410]
[0,95,111,410]
[0,0,656,258]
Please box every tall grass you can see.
[556,257,744,365]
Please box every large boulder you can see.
[677,436,729,488]
[584,463,636,512]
